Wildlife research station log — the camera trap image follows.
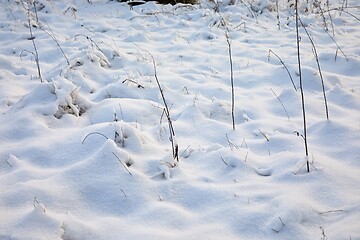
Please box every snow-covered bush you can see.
[51,77,92,118]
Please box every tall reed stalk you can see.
[295,0,309,172]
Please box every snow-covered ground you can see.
[0,0,359,239]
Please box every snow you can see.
[0,0,359,239]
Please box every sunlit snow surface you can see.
[0,0,359,239]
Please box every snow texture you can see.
[0,0,359,239]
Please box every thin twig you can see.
[241,138,248,148]
[4,159,12,168]
[275,0,280,30]
[317,3,329,32]
[322,27,349,61]
[299,18,329,120]
[159,108,166,125]
[221,156,228,166]
[75,34,105,55]
[26,10,43,82]
[135,45,178,162]
[40,21,70,66]
[121,189,127,197]
[112,152,132,175]
[219,14,236,130]
[82,132,109,144]
[226,32,236,130]
[270,88,290,120]
[278,217,285,226]
[32,2,39,22]
[295,0,310,172]
[179,145,191,159]
[327,7,360,22]
[339,0,348,16]
[233,22,247,32]
[122,79,145,89]
[118,104,124,121]
[319,209,345,215]
[33,197,46,213]
[226,133,239,150]
[268,49,297,91]
[238,0,258,22]
[258,129,269,141]
[20,49,36,60]
[64,6,77,18]
[326,0,335,36]
[294,159,318,174]
[272,217,285,233]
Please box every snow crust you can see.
[0,0,359,239]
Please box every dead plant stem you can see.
[295,0,309,172]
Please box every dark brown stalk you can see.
[143,50,178,162]
[299,18,329,120]
[295,0,309,172]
